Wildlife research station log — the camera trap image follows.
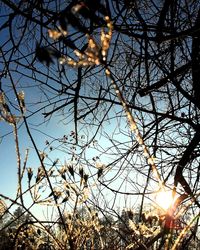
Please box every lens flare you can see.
[155,190,174,210]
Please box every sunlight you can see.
[155,190,174,211]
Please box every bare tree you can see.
[0,0,200,249]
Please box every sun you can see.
[155,190,174,211]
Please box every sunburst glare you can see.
[155,189,175,211]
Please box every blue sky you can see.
[0,1,168,221]
[0,59,160,219]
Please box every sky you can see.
[0,83,149,220]
[0,1,167,221]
